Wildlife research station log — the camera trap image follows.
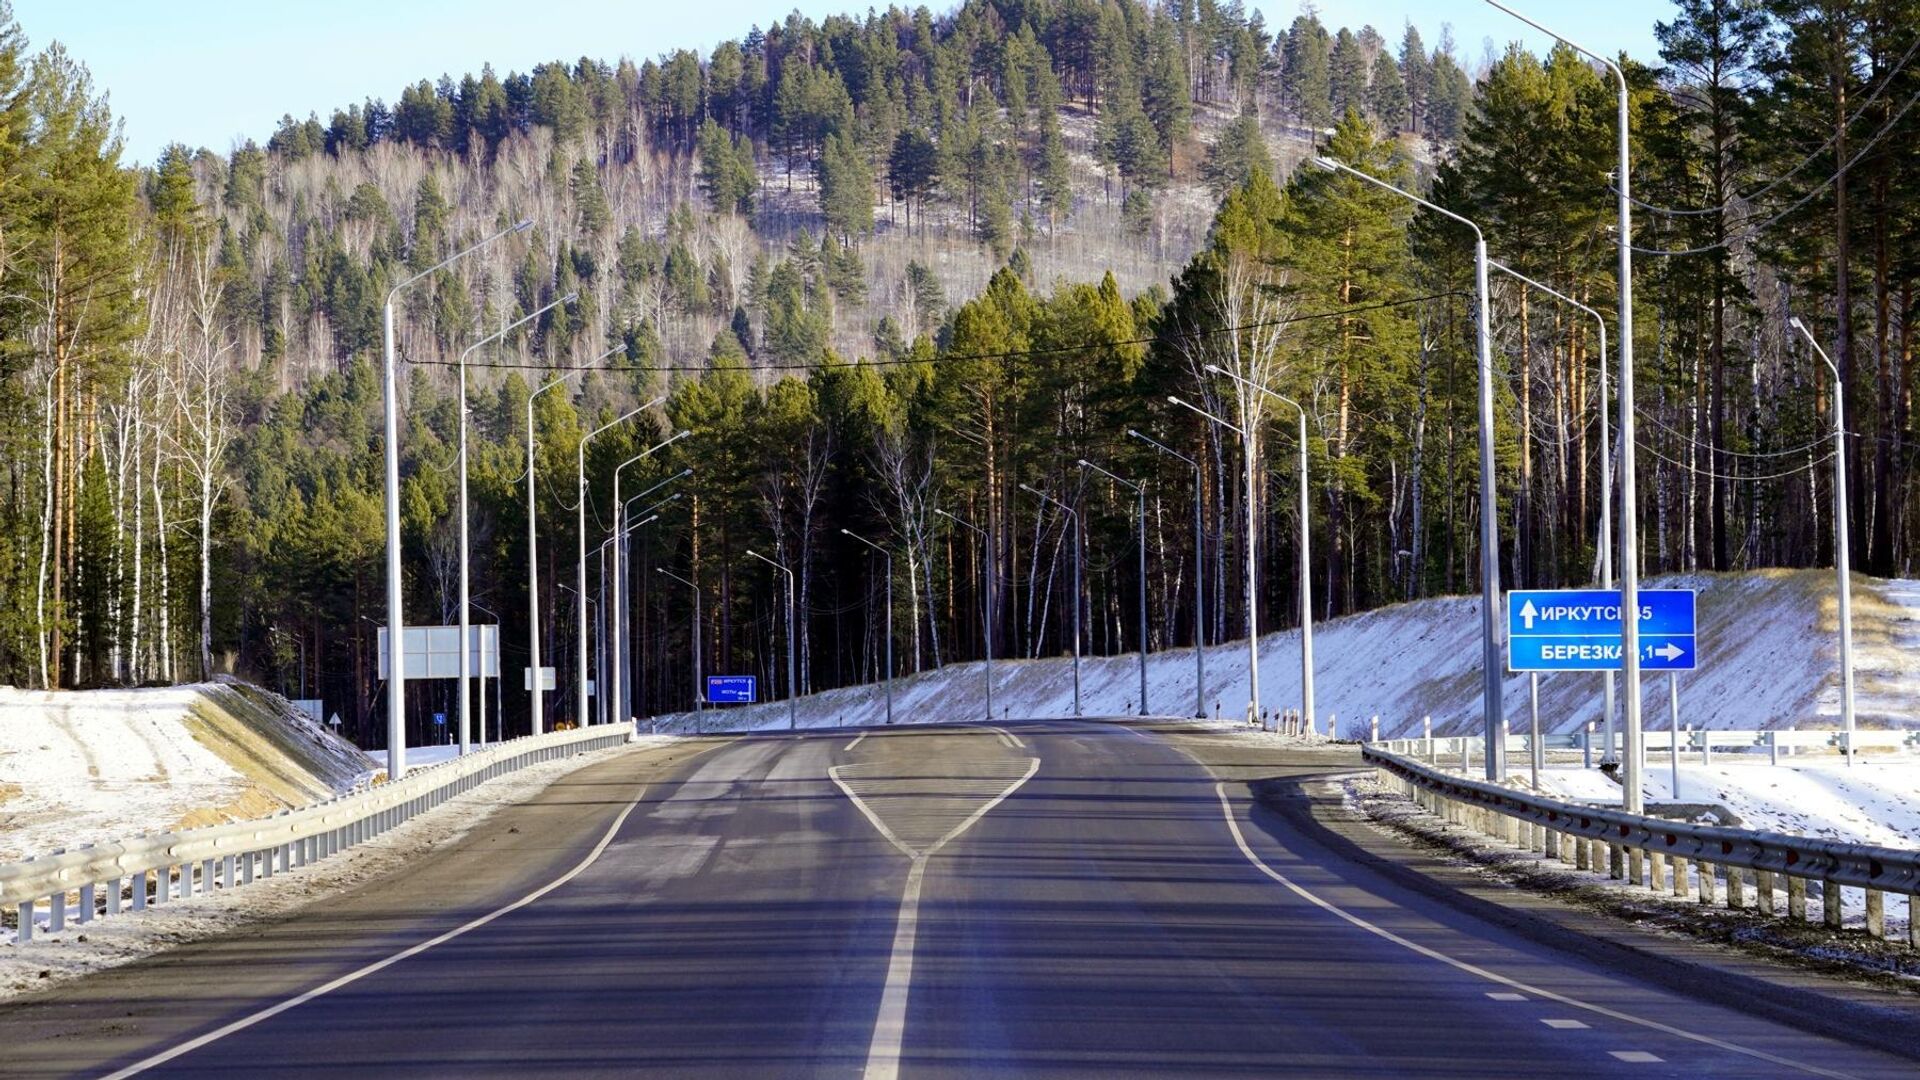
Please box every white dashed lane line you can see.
[1542,1019,1591,1030]
[1611,1051,1665,1063]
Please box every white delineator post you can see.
[380,218,528,780]
[1790,316,1856,764]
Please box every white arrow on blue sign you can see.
[1506,589,1696,672]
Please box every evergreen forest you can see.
[2,0,1911,749]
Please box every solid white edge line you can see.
[1211,781,1865,1080]
[102,739,731,1080]
[845,731,870,751]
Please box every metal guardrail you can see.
[1362,743,1920,946]
[6,724,632,943]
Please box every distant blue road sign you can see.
[1507,589,1696,672]
[706,675,757,704]
[432,711,447,726]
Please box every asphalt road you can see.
[3,720,1918,1078]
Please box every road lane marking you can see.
[991,726,1024,748]
[845,731,870,751]
[1611,1051,1664,1063]
[1487,992,1527,1001]
[835,738,1040,1080]
[102,739,731,1080]
[1212,782,1864,1080]
[1542,1019,1590,1030]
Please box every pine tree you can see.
[1329,29,1369,119]
[1203,108,1271,194]
[1281,15,1333,128]
[817,130,874,243]
[1367,49,1410,132]
[1399,25,1431,136]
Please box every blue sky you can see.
[21,1,1676,166]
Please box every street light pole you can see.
[609,433,689,727]
[1312,156,1505,779]
[380,217,529,780]
[1169,395,1262,725]
[657,567,703,715]
[577,402,657,726]
[746,549,798,730]
[456,292,574,757]
[1021,484,1083,717]
[524,372,584,736]
[618,471,690,723]
[1486,0,1641,807]
[470,600,502,744]
[935,508,994,722]
[1079,459,1149,715]
[1130,430,1207,718]
[1790,316,1856,765]
[1202,369,1316,735]
[842,530,895,725]
[1488,260,1619,767]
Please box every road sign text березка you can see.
[1506,588,1696,672]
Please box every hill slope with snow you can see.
[652,569,1920,740]
[0,680,375,861]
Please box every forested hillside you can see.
[1,0,1911,752]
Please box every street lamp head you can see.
[1788,315,1805,331]
[1075,459,1091,468]
[1309,156,1338,172]
[1203,363,1226,376]
[512,219,535,233]
[840,528,852,536]
[1018,483,1038,495]
[1125,428,1140,438]
[1166,395,1183,406]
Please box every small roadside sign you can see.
[523,666,556,692]
[706,675,757,704]
[1507,588,1697,672]
[432,711,447,726]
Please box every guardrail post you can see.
[78,882,95,923]
[1726,865,1745,909]
[1698,862,1715,905]
[1582,723,1593,770]
[219,855,235,890]
[105,878,121,917]
[1788,874,1807,920]
[1909,895,1918,947]
[1608,843,1623,880]
[1649,850,1665,892]
[1576,836,1591,871]
[16,899,31,941]
[131,869,147,911]
[1756,870,1774,915]
[1627,847,1644,887]
[1672,856,1689,897]
[1865,889,1884,938]
[1768,731,1779,766]
[1824,883,1844,928]
[47,892,64,933]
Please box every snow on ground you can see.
[0,682,374,862]
[1528,756,1920,849]
[0,738,654,997]
[654,569,1917,743]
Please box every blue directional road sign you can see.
[1507,589,1696,672]
[705,675,758,704]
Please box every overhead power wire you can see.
[1631,78,1920,256]
[1635,437,1833,483]
[406,292,1467,374]
[1627,33,1920,218]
